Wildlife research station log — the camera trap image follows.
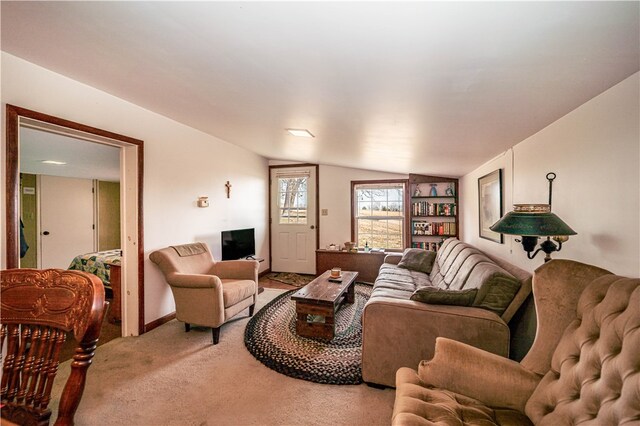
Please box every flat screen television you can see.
[221,228,256,260]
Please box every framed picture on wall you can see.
[478,169,503,243]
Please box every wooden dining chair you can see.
[1,268,107,426]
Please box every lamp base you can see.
[520,236,539,253]
[519,236,563,262]
[539,238,559,262]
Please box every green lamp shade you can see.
[490,204,577,237]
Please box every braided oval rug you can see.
[244,283,372,385]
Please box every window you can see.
[352,181,405,250]
[277,173,308,224]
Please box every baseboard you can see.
[144,311,176,333]
[259,268,272,278]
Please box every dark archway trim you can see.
[5,104,145,335]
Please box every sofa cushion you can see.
[371,286,414,300]
[426,239,522,316]
[375,263,432,292]
[410,286,477,306]
[398,248,437,274]
[432,250,496,290]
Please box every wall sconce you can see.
[490,173,576,262]
[197,196,209,208]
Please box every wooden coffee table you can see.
[291,270,359,340]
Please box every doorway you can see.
[38,175,96,269]
[5,104,145,336]
[269,164,319,274]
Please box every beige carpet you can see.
[50,288,395,425]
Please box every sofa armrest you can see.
[419,337,541,412]
[384,254,403,265]
[210,260,259,282]
[362,297,511,387]
[167,272,222,289]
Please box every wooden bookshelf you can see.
[408,174,459,252]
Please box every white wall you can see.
[269,160,406,249]
[318,165,406,249]
[460,73,640,277]
[1,53,270,325]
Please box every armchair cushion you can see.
[170,242,207,257]
[393,368,533,426]
[419,337,541,412]
[221,279,257,307]
[410,286,477,306]
[398,248,436,274]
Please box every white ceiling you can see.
[20,127,120,182]
[2,2,638,176]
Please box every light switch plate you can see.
[321,209,328,216]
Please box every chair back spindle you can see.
[1,269,106,426]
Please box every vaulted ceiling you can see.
[2,2,638,176]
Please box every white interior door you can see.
[39,175,96,269]
[270,166,317,274]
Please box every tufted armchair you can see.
[392,259,640,425]
[149,242,259,344]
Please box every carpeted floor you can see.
[49,288,395,425]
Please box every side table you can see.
[315,249,387,283]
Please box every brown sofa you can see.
[362,238,532,387]
[391,259,638,425]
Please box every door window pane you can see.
[278,177,308,224]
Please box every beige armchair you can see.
[149,242,259,344]
[392,259,640,425]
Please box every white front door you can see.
[270,166,317,274]
[39,175,96,269]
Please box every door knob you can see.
[42,231,50,235]
[310,225,315,230]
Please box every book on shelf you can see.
[411,202,457,217]
[411,241,444,251]
[411,221,457,236]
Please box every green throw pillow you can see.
[410,286,478,306]
[398,249,437,274]
[473,275,521,316]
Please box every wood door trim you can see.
[268,164,319,271]
[5,104,146,335]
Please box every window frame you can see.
[350,179,410,252]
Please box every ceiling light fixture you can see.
[286,129,314,138]
[41,160,67,165]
